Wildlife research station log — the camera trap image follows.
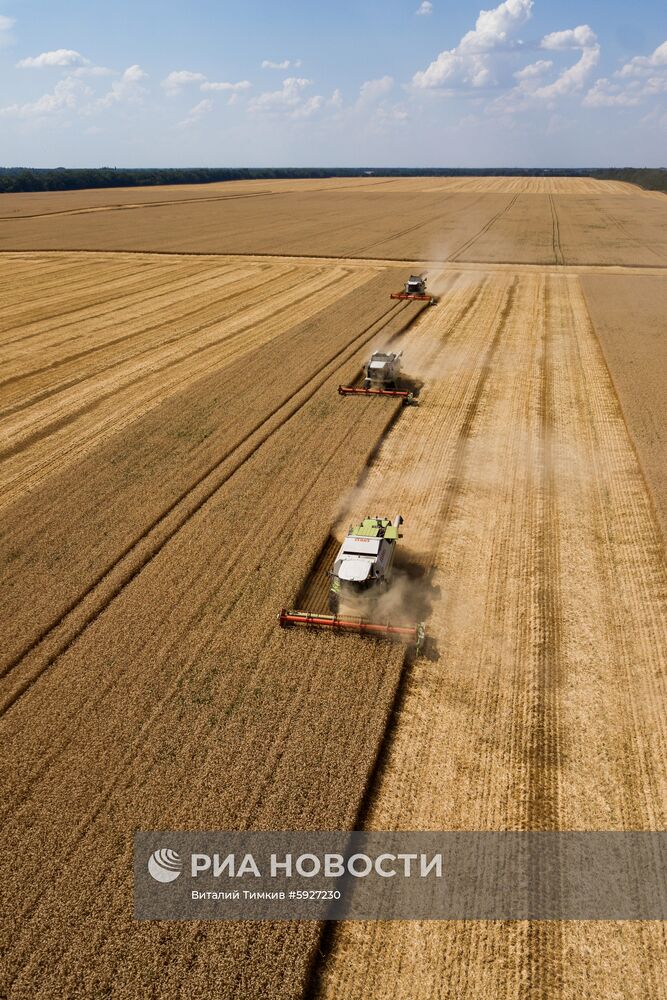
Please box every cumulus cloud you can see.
[583,78,641,108]
[416,2,433,15]
[412,0,533,89]
[0,76,91,117]
[617,40,667,78]
[249,76,320,116]
[95,64,148,109]
[531,27,599,100]
[541,25,597,51]
[514,59,552,80]
[584,39,667,108]
[161,69,207,95]
[201,79,251,92]
[17,48,90,69]
[262,58,302,70]
[357,75,394,105]
[328,88,343,109]
[0,14,15,46]
[179,98,213,126]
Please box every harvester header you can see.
[278,609,426,653]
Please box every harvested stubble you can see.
[0,268,419,678]
[2,177,667,265]
[581,272,667,540]
[0,269,430,997]
[2,175,667,999]
[0,253,377,509]
[314,270,667,999]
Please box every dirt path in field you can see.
[314,271,667,999]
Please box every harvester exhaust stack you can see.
[278,609,426,654]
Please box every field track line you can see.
[548,194,565,266]
[0,267,352,461]
[6,248,665,274]
[0,264,336,419]
[0,178,404,224]
[0,257,244,347]
[0,300,420,716]
[522,276,564,999]
[346,194,487,257]
[448,193,519,261]
[0,189,283,223]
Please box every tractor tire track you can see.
[448,194,519,262]
[548,194,565,265]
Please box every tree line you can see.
[0,165,665,195]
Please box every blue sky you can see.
[1,0,666,167]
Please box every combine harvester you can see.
[279,515,426,653]
[338,350,416,404]
[390,274,436,305]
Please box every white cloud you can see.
[0,76,91,118]
[618,40,667,78]
[412,0,533,89]
[17,48,90,69]
[95,64,148,110]
[179,98,213,127]
[541,25,597,51]
[262,58,302,70]
[249,76,320,116]
[201,79,251,92]
[0,14,15,46]
[532,29,599,101]
[583,78,641,108]
[584,39,667,108]
[71,65,114,78]
[357,75,394,105]
[328,88,343,109]
[416,2,433,15]
[161,69,207,95]
[292,95,323,118]
[514,59,552,80]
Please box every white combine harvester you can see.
[278,514,426,652]
[390,274,436,304]
[338,350,416,403]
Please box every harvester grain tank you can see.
[390,274,436,304]
[328,514,402,613]
[338,350,416,403]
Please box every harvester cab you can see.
[364,351,402,389]
[328,515,402,613]
[390,273,436,304]
[405,275,427,295]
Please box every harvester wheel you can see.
[328,592,340,614]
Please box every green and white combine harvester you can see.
[279,515,426,653]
